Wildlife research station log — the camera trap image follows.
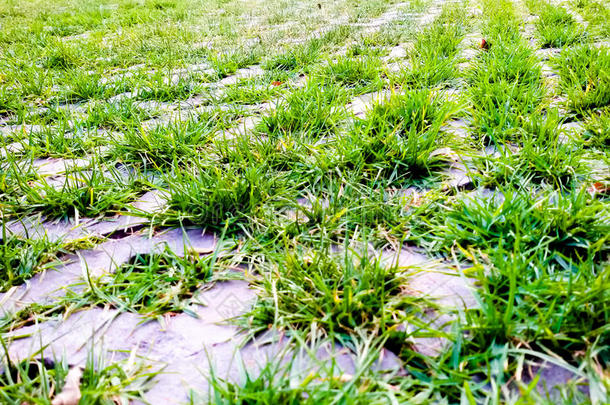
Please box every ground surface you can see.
[0,0,609,403]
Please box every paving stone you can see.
[33,157,91,176]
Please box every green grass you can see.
[114,110,239,168]
[83,246,219,317]
[529,0,587,48]
[1,0,609,401]
[0,228,61,292]
[339,89,461,182]
[256,79,349,140]
[406,185,609,260]
[9,163,146,220]
[582,107,610,148]
[571,0,610,39]
[316,56,385,95]
[467,36,544,143]
[472,111,587,189]
[393,5,468,88]
[552,44,610,113]
[158,157,287,232]
[0,343,156,404]
[247,243,435,337]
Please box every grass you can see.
[583,107,610,148]
[0,228,61,292]
[114,110,239,168]
[256,79,349,140]
[339,89,461,182]
[83,246,219,318]
[317,56,385,95]
[1,0,610,401]
[467,36,544,143]
[472,111,587,189]
[528,0,587,48]
[158,157,286,232]
[247,243,435,337]
[405,185,609,261]
[0,342,157,404]
[552,44,610,113]
[393,5,468,88]
[570,0,610,39]
[8,163,146,220]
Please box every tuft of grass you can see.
[0,227,61,292]
[219,78,286,105]
[115,111,235,168]
[256,80,349,140]
[316,56,384,95]
[263,40,322,74]
[552,44,610,113]
[394,6,467,88]
[0,345,156,403]
[530,0,587,48]
[246,243,434,338]
[85,246,218,317]
[582,107,610,148]
[158,157,286,232]
[11,164,145,220]
[408,186,609,261]
[134,73,203,102]
[339,89,461,182]
[467,39,544,143]
[78,99,159,131]
[472,112,586,189]
[462,246,610,363]
[209,47,262,79]
[570,0,610,39]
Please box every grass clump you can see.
[316,56,384,95]
[473,112,586,188]
[135,74,203,102]
[78,99,159,131]
[467,40,544,143]
[530,0,586,47]
[0,348,155,403]
[87,247,217,317]
[60,70,111,102]
[160,158,285,232]
[0,231,60,292]
[582,107,610,148]
[339,89,461,182]
[220,78,286,105]
[552,44,610,113]
[20,124,104,158]
[12,165,144,220]
[571,0,610,39]
[209,47,262,78]
[480,0,522,43]
[263,40,322,74]
[206,333,439,404]
[410,186,609,261]
[463,248,610,364]
[247,244,432,338]
[394,7,467,88]
[116,111,233,168]
[256,80,348,140]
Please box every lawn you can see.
[0,0,609,403]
